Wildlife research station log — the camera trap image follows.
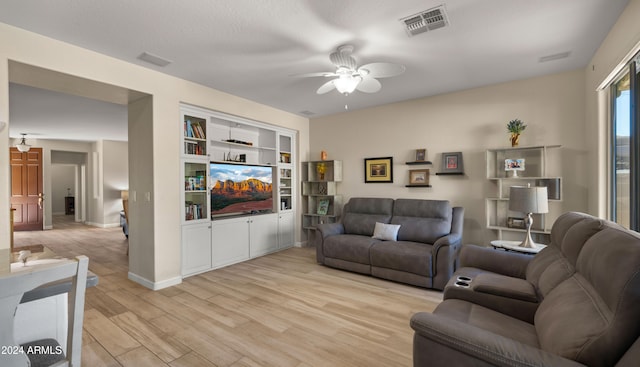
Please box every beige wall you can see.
[0,22,310,287]
[310,69,588,245]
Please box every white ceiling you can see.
[0,0,631,141]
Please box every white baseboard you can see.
[128,271,182,290]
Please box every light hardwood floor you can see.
[14,215,442,367]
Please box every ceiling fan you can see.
[298,45,406,96]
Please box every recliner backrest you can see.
[534,223,640,367]
[391,199,452,243]
[526,212,605,298]
[342,197,394,236]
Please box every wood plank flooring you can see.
[13,215,442,366]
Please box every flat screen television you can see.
[210,162,274,217]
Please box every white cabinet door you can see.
[249,214,279,257]
[212,217,250,268]
[278,212,295,249]
[182,222,212,276]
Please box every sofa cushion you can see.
[372,222,401,241]
[323,234,380,264]
[370,241,433,276]
[434,299,540,348]
[342,198,394,236]
[534,227,640,367]
[535,275,608,363]
[391,199,452,243]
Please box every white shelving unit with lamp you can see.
[485,145,562,245]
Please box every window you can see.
[610,52,639,230]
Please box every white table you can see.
[490,240,546,254]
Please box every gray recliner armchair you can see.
[410,212,640,367]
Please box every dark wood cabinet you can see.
[65,196,75,215]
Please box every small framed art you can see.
[364,157,393,183]
[438,152,464,175]
[409,169,430,185]
[415,149,426,162]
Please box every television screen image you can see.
[210,162,274,217]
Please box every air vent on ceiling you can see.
[137,51,172,67]
[538,51,571,63]
[299,110,315,117]
[400,5,449,37]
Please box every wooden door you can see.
[10,147,44,231]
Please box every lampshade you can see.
[333,75,362,94]
[509,186,548,214]
[16,134,31,153]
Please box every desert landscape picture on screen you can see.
[210,162,273,217]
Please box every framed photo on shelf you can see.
[505,158,525,177]
[504,158,525,171]
[415,149,427,162]
[440,152,464,174]
[317,199,330,215]
[364,157,393,183]
[409,169,430,185]
[507,217,526,229]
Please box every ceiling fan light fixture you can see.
[16,133,31,152]
[334,75,361,95]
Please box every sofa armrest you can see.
[410,312,586,367]
[431,234,462,290]
[429,206,464,290]
[315,223,345,264]
[316,222,345,238]
[458,244,531,279]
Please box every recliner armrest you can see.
[315,223,345,264]
[410,312,586,367]
[459,244,531,279]
[316,222,345,238]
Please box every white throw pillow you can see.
[372,222,401,241]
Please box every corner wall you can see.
[310,69,587,245]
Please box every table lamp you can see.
[509,185,548,248]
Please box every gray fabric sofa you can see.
[410,211,640,367]
[315,197,464,290]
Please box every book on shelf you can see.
[184,119,205,139]
[317,199,329,215]
[184,141,204,155]
[185,175,206,190]
[185,202,204,220]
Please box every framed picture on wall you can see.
[439,152,464,174]
[364,157,393,183]
[409,169,430,185]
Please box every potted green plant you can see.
[507,119,526,147]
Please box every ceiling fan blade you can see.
[291,71,337,78]
[317,79,337,94]
[356,77,382,93]
[358,62,406,78]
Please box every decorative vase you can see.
[321,150,327,160]
[317,163,326,181]
[510,133,520,147]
